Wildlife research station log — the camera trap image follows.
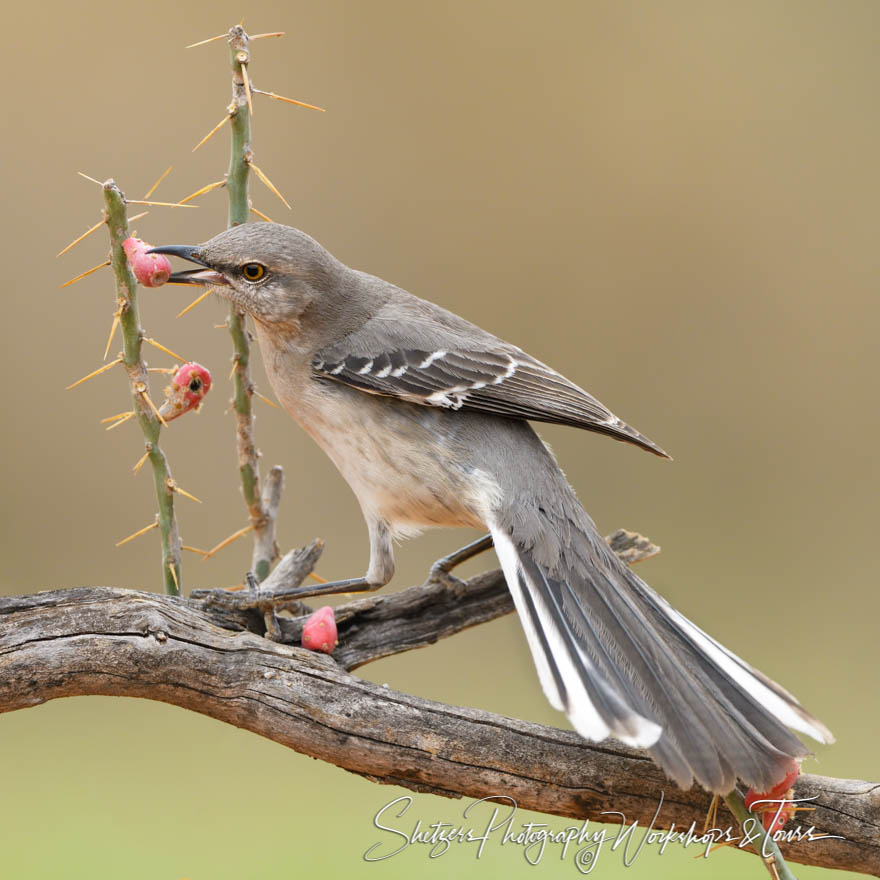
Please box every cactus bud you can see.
[745,761,801,833]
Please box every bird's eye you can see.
[189,377,202,392]
[241,262,266,282]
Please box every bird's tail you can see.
[488,508,833,794]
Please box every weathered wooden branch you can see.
[0,572,875,875]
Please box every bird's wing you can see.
[313,294,668,457]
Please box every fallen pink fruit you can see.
[123,237,172,287]
[158,362,212,421]
[301,605,338,654]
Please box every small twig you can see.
[252,465,283,573]
[222,24,284,583]
[103,180,182,595]
[605,527,661,565]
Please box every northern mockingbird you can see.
[152,225,833,794]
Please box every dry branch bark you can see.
[0,584,876,875]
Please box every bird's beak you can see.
[146,245,229,286]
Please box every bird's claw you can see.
[428,562,469,595]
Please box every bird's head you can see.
[150,224,342,326]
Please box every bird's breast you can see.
[275,374,496,536]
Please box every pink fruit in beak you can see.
[123,237,172,287]
[158,362,212,421]
[301,606,338,654]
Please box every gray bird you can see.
[151,225,833,794]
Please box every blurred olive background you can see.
[1,1,877,877]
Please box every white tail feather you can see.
[491,525,662,749]
[649,593,835,745]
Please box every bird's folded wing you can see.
[312,295,668,457]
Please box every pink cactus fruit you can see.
[745,762,801,833]
[123,237,172,287]
[158,362,212,421]
[301,605,338,654]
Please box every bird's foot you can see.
[427,534,494,594]
[192,574,375,611]
[427,562,469,595]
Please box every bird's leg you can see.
[261,520,394,606]
[428,534,494,591]
[199,519,397,611]
[249,570,285,640]
[263,576,381,606]
[196,575,382,615]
